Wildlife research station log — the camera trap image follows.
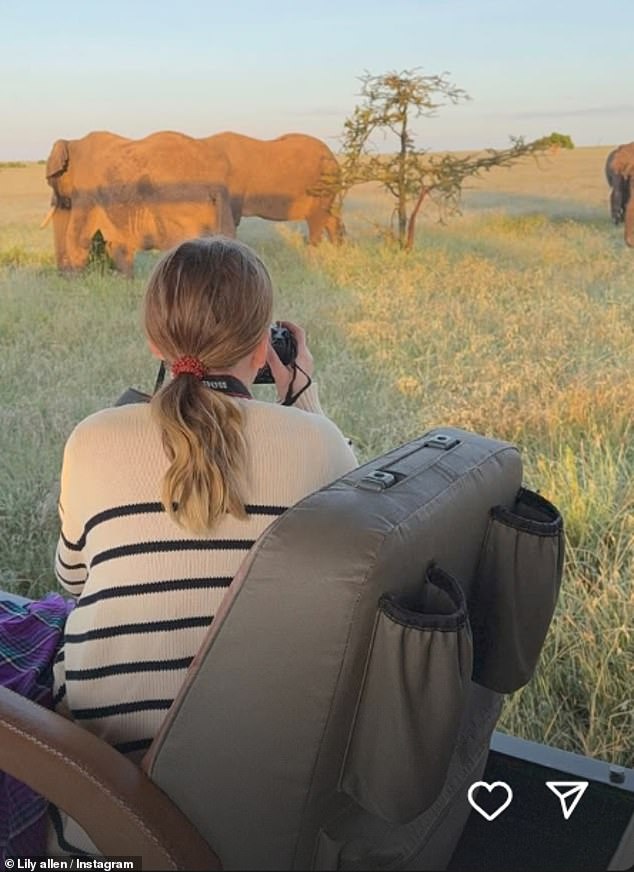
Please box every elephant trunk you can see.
[48,198,74,271]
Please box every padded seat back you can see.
[145,428,563,870]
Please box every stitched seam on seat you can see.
[0,717,179,869]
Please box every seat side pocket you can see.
[339,566,472,824]
[470,487,565,694]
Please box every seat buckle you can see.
[356,471,397,492]
[422,433,460,451]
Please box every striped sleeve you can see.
[55,429,88,597]
[55,533,87,597]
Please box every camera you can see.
[254,324,298,384]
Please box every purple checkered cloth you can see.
[0,593,74,860]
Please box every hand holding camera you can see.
[256,320,314,404]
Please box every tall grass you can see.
[0,149,632,765]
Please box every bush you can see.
[538,132,575,151]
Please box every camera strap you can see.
[282,364,312,407]
[202,375,252,399]
[153,362,252,399]
[153,361,167,393]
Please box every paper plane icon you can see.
[546,781,589,819]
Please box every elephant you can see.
[607,143,634,246]
[201,132,344,244]
[605,146,631,225]
[43,131,235,275]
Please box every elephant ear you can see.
[611,144,634,177]
[46,139,69,179]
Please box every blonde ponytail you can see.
[151,375,248,533]
[144,237,273,534]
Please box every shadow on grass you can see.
[463,190,609,226]
[409,206,624,270]
[108,218,317,279]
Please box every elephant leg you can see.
[324,212,345,244]
[624,186,634,247]
[60,252,90,274]
[306,211,330,245]
[622,178,631,224]
[107,242,135,277]
[229,197,243,228]
[610,181,625,224]
[63,206,126,273]
[308,196,345,245]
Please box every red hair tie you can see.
[171,356,205,379]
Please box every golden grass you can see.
[1,147,632,765]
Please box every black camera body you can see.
[254,325,298,385]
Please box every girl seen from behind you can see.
[49,236,356,848]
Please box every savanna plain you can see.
[0,146,632,766]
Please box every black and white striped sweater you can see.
[52,384,357,759]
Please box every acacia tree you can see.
[338,69,554,250]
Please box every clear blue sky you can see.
[1,0,632,159]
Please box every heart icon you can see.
[467,781,513,821]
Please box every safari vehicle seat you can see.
[0,426,564,870]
